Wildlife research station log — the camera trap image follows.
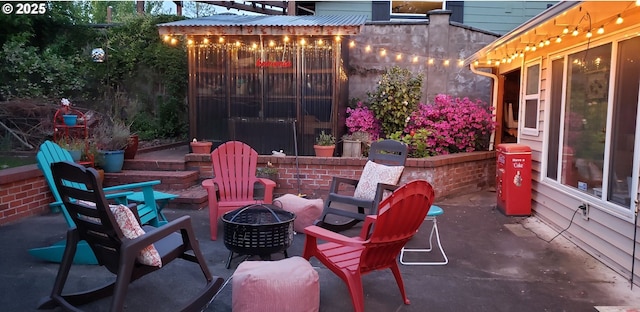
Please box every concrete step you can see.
[103,170,199,191]
[122,159,187,171]
[165,185,209,210]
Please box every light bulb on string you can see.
[539,41,544,48]
[412,56,419,63]
[545,39,550,46]
[524,45,530,52]
[563,27,569,34]
[555,36,562,43]
[349,40,355,48]
[219,37,225,43]
[444,59,450,66]
[586,30,592,38]
[572,28,579,36]
[365,45,371,52]
[203,38,209,44]
[616,15,623,24]
[597,26,604,35]
[429,58,435,65]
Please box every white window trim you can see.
[520,60,541,136]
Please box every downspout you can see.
[470,64,499,151]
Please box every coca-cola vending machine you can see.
[496,144,531,216]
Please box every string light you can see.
[203,38,209,44]
[412,56,419,63]
[396,53,402,60]
[616,15,623,24]
[365,45,371,52]
[428,58,434,65]
[544,39,550,46]
[317,39,324,45]
[586,30,592,38]
[539,40,544,47]
[380,49,386,56]
[300,38,306,46]
[524,45,530,52]
[163,35,170,42]
[597,26,604,34]
[443,59,450,66]
[187,39,193,45]
[555,36,562,43]
[170,38,177,45]
[563,27,569,34]
[349,40,355,48]
[572,28,579,36]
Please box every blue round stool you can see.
[399,205,448,265]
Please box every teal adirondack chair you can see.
[28,140,177,264]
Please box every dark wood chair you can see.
[303,180,436,312]
[38,161,223,312]
[315,139,408,232]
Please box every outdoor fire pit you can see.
[222,203,296,269]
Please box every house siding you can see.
[514,21,640,285]
[315,1,373,20]
[463,1,557,35]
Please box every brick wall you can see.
[2,151,496,226]
[187,151,497,200]
[0,164,53,226]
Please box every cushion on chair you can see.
[78,201,162,267]
[274,194,323,233]
[353,160,404,201]
[232,256,319,312]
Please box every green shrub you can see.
[367,66,423,137]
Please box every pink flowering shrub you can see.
[404,94,496,156]
[345,102,381,140]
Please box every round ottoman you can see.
[232,256,320,312]
[274,194,323,233]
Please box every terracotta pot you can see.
[124,134,139,159]
[191,141,213,154]
[314,145,335,157]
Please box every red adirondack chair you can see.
[302,180,435,312]
[202,141,276,240]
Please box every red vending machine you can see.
[496,144,532,216]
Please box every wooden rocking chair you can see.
[315,139,408,232]
[29,140,177,265]
[38,161,223,312]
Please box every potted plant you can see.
[255,161,278,198]
[56,137,85,162]
[190,138,212,154]
[314,130,336,157]
[341,131,370,158]
[92,119,131,173]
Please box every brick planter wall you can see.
[0,164,52,226]
[1,151,496,226]
[187,151,496,199]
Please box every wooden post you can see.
[287,0,296,15]
[136,1,144,15]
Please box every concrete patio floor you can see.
[2,189,640,311]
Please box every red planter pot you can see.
[313,145,335,157]
[191,141,213,154]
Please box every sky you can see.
[159,0,262,17]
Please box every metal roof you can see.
[157,15,367,36]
